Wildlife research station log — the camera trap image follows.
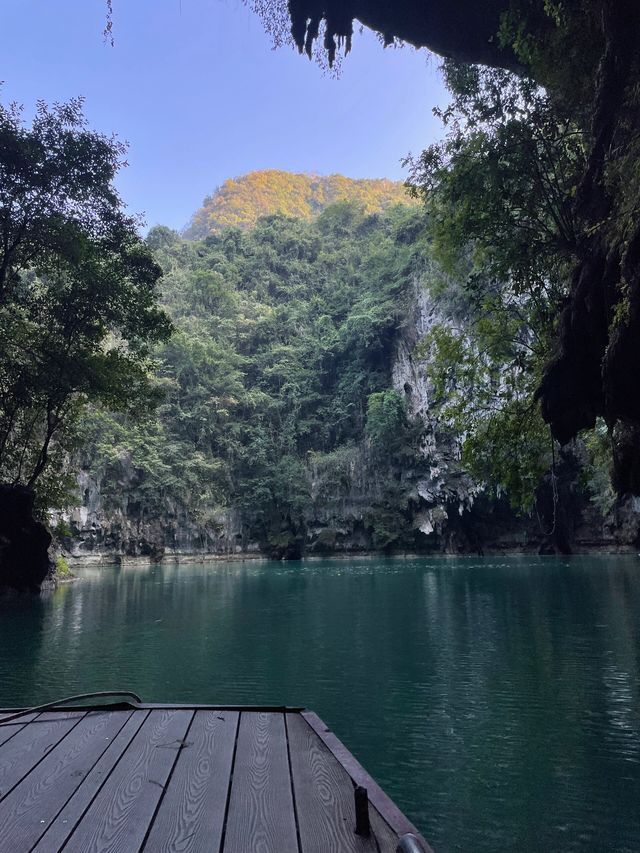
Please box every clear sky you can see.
[3,1,447,231]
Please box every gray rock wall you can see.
[54,282,640,561]
[391,281,482,541]
[52,463,257,564]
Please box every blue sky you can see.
[3,1,447,231]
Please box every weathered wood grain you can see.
[0,713,39,748]
[0,711,85,802]
[301,711,432,852]
[287,712,382,853]
[61,709,193,853]
[142,710,239,852]
[368,804,406,852]
[223,711,299,853]
[32,710,150,853]
[0,710,133,852]
[0,706,429,853]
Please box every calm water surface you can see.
[1,555,639,852]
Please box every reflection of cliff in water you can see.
[1,557,639,852]
[0,592,49,701]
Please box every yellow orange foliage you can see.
[184,170,414,238]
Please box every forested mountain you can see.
[67,202,437,559]
[3,0,640,591]
[183,171,414,238]
[275,0,640,496]
[58,186,622,562]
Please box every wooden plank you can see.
[368,804,407,853]
[0,711,133,852]
[32,710,150,853]
[223,711,299,853]
[301,711,432,853]
[0,711,85,802]
[0,713,39,748]
[0,706,430,853]
[142,710,239,852]
[61,709,193,853]
[287,712,381,853]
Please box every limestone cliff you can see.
[55,283,456,561]
[391,281,481,536]
[52,460,257,564]
[56,282,640,562]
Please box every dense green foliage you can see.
[254,0,640,495]
[82,203,431,555]
[405,63,613,512]
[0,98,170,510]
[184,170,415,238]
[6,1,638,576]
[76,176,614,553]
[0,87,609,547]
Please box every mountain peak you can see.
[183,170,413,239]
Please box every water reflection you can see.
[1,555,639,852]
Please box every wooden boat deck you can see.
[0,704,432,852]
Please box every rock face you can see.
[56,282,471,562]
[56,282,640,562]
[302,282,640,555]
[53,464,257,563]
[0,484,52,591]
[391,282,481,541]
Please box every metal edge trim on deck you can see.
[301,710,434,853]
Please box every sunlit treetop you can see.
[183,170,415,239]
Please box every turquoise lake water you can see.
[1,555,639,851]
